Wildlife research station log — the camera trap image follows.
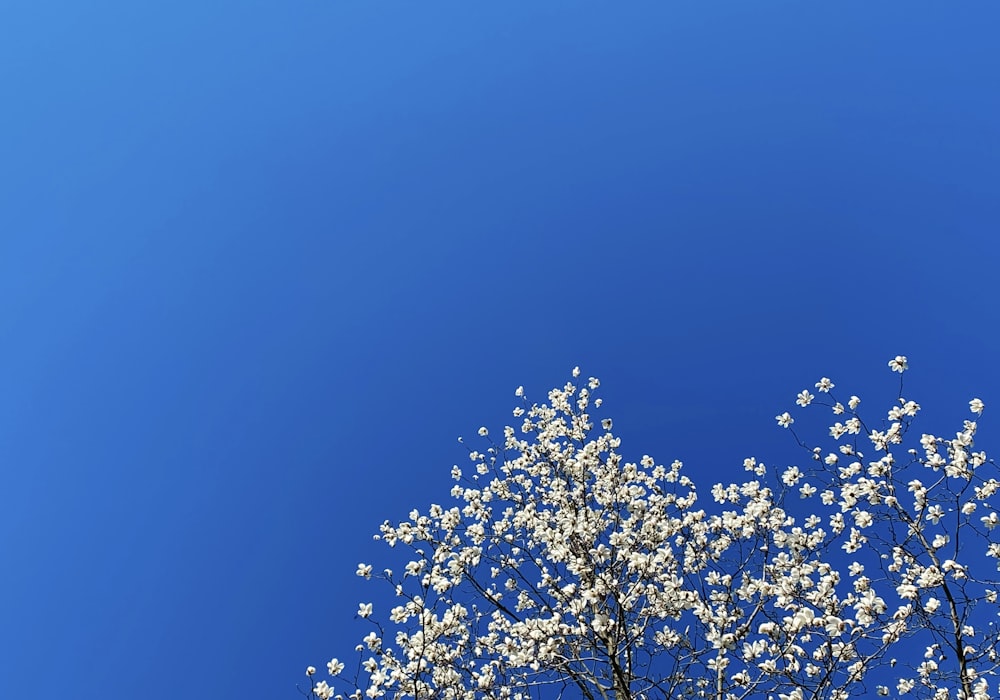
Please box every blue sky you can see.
[1,2,998,698]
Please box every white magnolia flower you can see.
[888,355,909,373]
[782,465,802,485]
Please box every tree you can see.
[304,357,1000,700]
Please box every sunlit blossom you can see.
[816,377,835,392]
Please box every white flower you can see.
[776,412,794,428]
[358,603,373,618]
[478,426,489,437]
[592,612,610,636]
[782,466,802,486]
[848,395,861,410]
[356,563,373,578]
[970,398,985,415]
[888,355,908,373]
[306,666,316,676]
[796,390,815,407]
[815,377,835,392]
[327,658,345,676]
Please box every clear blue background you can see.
[1,2,997,698]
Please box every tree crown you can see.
[306,358,997,700]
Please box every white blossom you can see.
[888,355,909,373]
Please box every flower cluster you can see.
[306,358,998,700]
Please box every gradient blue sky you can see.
[1,2,998,698]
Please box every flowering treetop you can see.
[306,356,998,700]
